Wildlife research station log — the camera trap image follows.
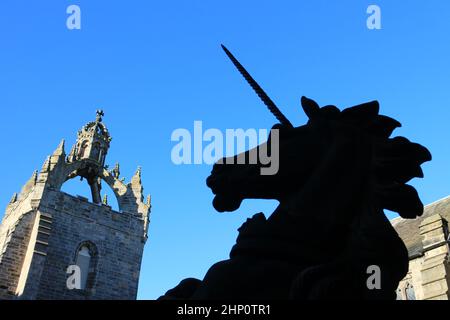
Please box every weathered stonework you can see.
[393,196,450,300]
[0,111,150,300]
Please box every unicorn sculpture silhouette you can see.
[160,46,432,300]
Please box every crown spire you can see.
[96,109,104,122]
[68,110,111,166]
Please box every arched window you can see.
[405,283,416,300]
[73,241,98,293]
[78,141,89,158]
[76,246,91,290]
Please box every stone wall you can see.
[18,189,147,300]
[397,213,450,300]
[0,188,38,299]
[397,256,424,300]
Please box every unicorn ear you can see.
[301,96,320,120]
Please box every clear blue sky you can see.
[0,1,449,299]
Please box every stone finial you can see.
[112,163,121,179]
[128,166,144,203]
[31,170,38,184]
[102,194,108,205]
[131,167,142,186]
[19,170,39,199]
[9,193,18,204]
[53,139,66,156]
[146,195,151,206]
[96,109,104,122]
[41,156,51,173]
[67,144,78,163]
[136,166,142,178]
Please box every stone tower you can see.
[0,111,151,300]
